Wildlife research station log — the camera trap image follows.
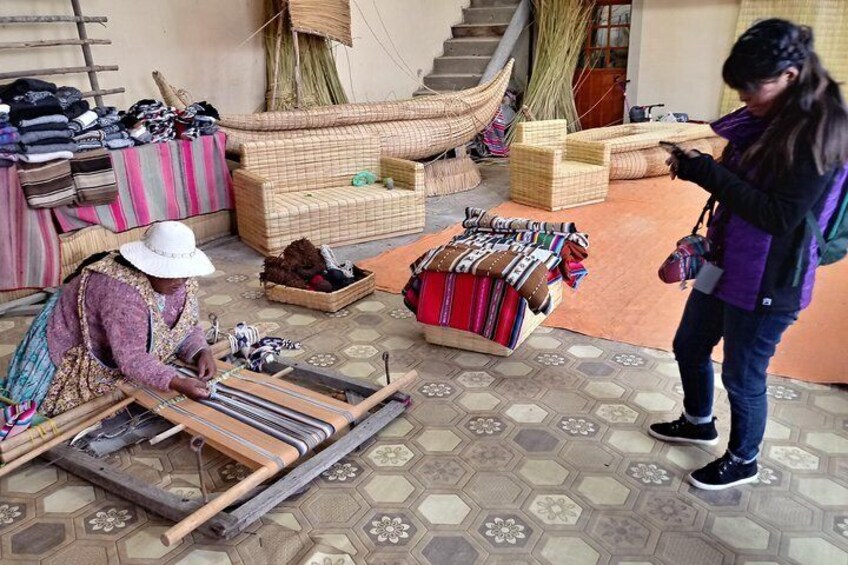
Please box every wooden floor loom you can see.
[0,353,414,545]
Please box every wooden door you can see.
[574,1,632,130]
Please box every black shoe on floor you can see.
[688,452,758,490]
[648,414,719,446]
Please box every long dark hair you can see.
[722,19,848,179]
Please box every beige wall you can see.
[334,0,469,102]
[627,0,740,121]
[0,1,266,113]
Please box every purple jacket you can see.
[677,108,846,313]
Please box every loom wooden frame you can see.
[42,359,410,540]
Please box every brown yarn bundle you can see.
[260,238,327,289]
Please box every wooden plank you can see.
[0,397,134,477]
[70,0,104,107]
[80,87,125,99]
[219,399,407,538]
[0,39,111,50]
[0,16,108,24]
[0,65,118,81]
[277,359,411,402]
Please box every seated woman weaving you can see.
[4,221,215,418]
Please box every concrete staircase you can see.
[416,0,521,95]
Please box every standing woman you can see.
[649,19,848,489]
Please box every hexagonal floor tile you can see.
[412,457,471,488]
[526,335,562,349]
[43,485,96,514]
[363,512,418,547]
[576,361,615,377]
[657,532,730,565]
[378,417,414,439]
[768,445,820,471]
[419,382,456,398]
[568,344,604,359]
[626,462,673,486]
[344,344,379,359]
[418,494,472,525]
[535,353,569,367]
[583,381,626,399]
[355,300,385,312]
[364,475,416,504]
[383,336,414,350]
[121,526,180,561]
[464,416,507,437]
[749,492,816,528]
[796,477,848,507]
[710,516,771,551]
[607,430,656,454]
[457,371,495,388]
[367,444,416,468]
[203,294,232,306]
[338,361,376,379]
[467,474,527,506]
[637,492,700,528]
[416,429,462,452]
[455,352,490,368]
[348,328,381,342]
[576,476,631,506]
[478,513,534,549]
[304,492,364,525]
[589,512,653,553]
[513,429,560,453]
[595,404,640,424]
[173,549,233,565]
[528,494,582,525]
[812,394,848,415]
[518,459,570,487]
[787,537,848,565]
[256,307,286,320]
[558,416,601,438]
[632,392,676,412]
[805,432,848,454]
[458,392,501,411]
[505,403,548,424]
[421,535,480,565]
[496,361,533,376]
[539,535,600,565]
[4,467,58,494]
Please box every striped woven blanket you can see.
[0,166,61,291]
[53,132,233,233]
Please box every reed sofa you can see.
[233,136,426,256]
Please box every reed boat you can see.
[153,60,513,160]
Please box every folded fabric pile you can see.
[70,105,133,151]
[0,103,19,168]
[402,207,590,348]
[175,101,220,140]
[0,79,78,163]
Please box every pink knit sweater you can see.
[46,272,207,391]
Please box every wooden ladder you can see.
[0,0,124,105]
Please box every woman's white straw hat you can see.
[120,221,215,278]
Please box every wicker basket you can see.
[264,267,375,312]
[423,280,563,357]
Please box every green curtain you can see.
[720,0,848,115]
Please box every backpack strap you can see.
[792,212,825,287]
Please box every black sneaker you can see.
[688,452,758,490]
[648,414,719,446]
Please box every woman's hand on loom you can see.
[194,348,217,381]
[170,375,211,400]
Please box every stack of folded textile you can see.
[70,105,133,151]
[0,103,19,167]
[175,102,220,140]
[122,99,176,145]
[0,78,78,163]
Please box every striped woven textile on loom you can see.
[53,132,233,233]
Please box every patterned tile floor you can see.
[1,242,847,565]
